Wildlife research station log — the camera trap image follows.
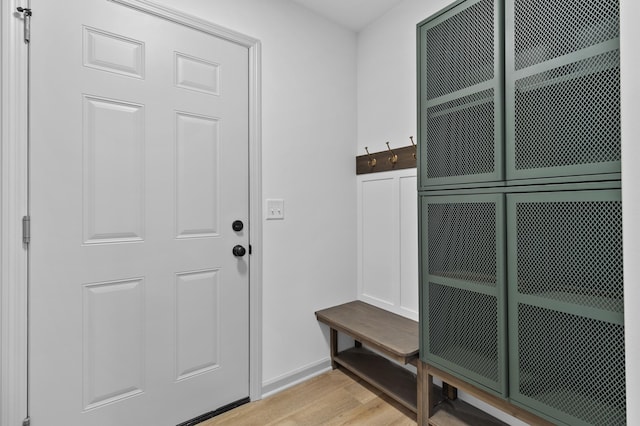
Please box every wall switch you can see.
[266,199,285,220]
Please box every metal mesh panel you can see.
[426,89,495,179]
[514,50,620,172]
[513,0,619,70]
[428,201,496,286]
[517,304,626,425]
[425,0,494,100]
[515,199,623,312]
[429,283,499,384]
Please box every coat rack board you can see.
[356,143,417,175]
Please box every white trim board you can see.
[1,1,30,425]
[0,2,263,424]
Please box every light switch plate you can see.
[266,199,284,220]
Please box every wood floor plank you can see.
[272,388,362,425]
[200,369,417,426]
[342,375,382,405]
[200,372,351,425]
[324,395,415,426]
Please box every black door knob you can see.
[232,245,246,257]
[232,220,244,232]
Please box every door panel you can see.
[507,189,625,425]
[418,0,504,189]
[30,1,249,424]
[420,193,507,397]
[505,0,620,181]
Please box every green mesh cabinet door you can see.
[505,0,620,181]
[507,189,625,425]
[417,0,503,189]
[420,193,507,396]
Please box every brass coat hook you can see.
[386,142,398,165]
[365,147,377,167]
[410,136,416,159]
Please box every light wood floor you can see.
[200,369,417,426]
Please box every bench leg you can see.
[330,328,338,369]
[417,360,432,426]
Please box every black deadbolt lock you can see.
[232,220,244,232]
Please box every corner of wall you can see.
[620,0,640,424]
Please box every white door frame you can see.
[0,1,263,424]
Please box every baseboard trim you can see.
[261,358,332,398]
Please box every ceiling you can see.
[290,0,405,32]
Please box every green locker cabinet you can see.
[418,0,503,188]
[507,189,625,425]
[505,0,620,181]
[420,193,507,396]
[418,0,624,423]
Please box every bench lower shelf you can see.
[334,346,417,413]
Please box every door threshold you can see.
[177,397,250,426]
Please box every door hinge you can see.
[22,216,31,245]
[16,7,32,43]
[249,244,252,255]
[22,416,31,426]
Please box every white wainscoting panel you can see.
[357,169,418,320]
[360,177,396,305]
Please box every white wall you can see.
[358,0,640,424]
[148,0,358,392]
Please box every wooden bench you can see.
[315,301,522,426]
[315,300,420,413]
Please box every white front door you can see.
[29,1,250,424]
